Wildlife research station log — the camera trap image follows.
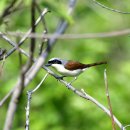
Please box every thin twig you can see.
[0,32,16,47]
[25,91,31,130]
[25,73,48,130]
[0,8,49,61]
[3,28,130,40]
[35,2,49,33]
[104,69,116,130]
[123,124,130,129]
[35,2,49,55]
[48,0,76,45]
[2,1,76,129]
[31,73,48,93]
[3,7,49,130]
[77,87,123,129]
[92,0,130,14]
[0,0,74,104]
[0,0,17,19]
[0,44,124,130]
[3,43,32,130]
[3,78,24,130]
[29,0,36,65]
[43,67,124,130]
[0,48,6,77]
[3,28,48,130]
[0,1,127,130]
[0,53,6,77]
[0,88,15,107]
[0,32,29,60]
[0,48,30,107]
[21,0,37,82]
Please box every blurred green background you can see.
[0,0,130,130]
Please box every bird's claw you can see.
[56,76,64,80]
[67,82,71,86]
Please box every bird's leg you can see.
[67,77,77,86]
[55,75,66,80]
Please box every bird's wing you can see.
[64,61,86,70]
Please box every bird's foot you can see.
[55,76,65,80]
[67,82,72,86]
[67,77,77,86]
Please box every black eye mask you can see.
[48,59,62,64]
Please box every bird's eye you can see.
[48,59,62,64]
[55,60,62,64]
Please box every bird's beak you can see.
[45,63,51,67]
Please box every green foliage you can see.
[0,1,130,130]
[41,1,74,24]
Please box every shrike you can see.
[46,58,107,84]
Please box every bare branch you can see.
[0,48,30,107]
[0,32,16,47]
[29,0,36,65]
[92,0,130,14]
[123,124,130,130]
[0,0,76,61]
[48,0,76,45]
[31,73,48,93]
[3,49,49,130]
[25,73,48,130]
[3,42,31,130]
[35,2,49,33]
[0,1,128,130]
[3,80,24,130]
[0,52,6,78]
[0,88,15,107]
[0,0,17,19]
[2,1,76,129]
[0,32,29,60]
[67,85,123,129]
[0,8,49,61]
[3,6,49,130]
[3,28,130,40]
[35,2,49,55]
[104,69,116,130]
[25,91,31,130]
[1,43,124,130]
[41,66,124,130]
[0,0,76,104]
[0,48,6,77]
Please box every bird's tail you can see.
[85,61,107,68]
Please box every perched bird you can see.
[46,58,107,84]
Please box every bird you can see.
[45,58,107,85]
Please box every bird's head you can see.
[45,58,65,67]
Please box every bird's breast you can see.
[51,64,83,76]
